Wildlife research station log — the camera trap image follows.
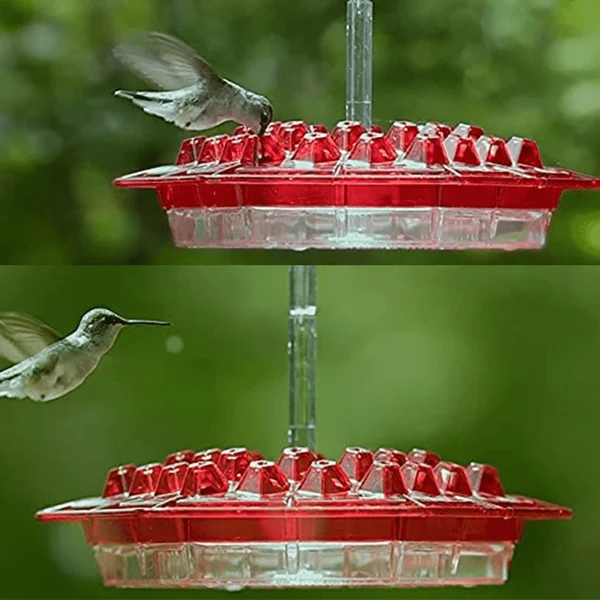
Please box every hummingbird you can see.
[113,31,274,136]
[0,308,170,403]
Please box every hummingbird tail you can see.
[115,90,148,103]
[114,90,179,122]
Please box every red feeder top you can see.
[114,120,600,211]
[37,446,571,545]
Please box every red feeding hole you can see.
[359,460,408,496]
[311,124,329,134]
[408,449,441,467]
[193,448,221,464]
[508,137,543,168]
[405,134,450,166]
[421,122,452,138]
[477,137,514,167]
[263,121,282,137]
[373,448,408,466]
[218,448,254,482]
[434,462,473,496]
[338,447,375,481]
[401,462,441,496]
[445,135,482,166]
[467,463,505,497]
[385,121,419,153]
[221,134,258,165]
[331,121,367,152]
[237,461,291,496]
[129,464,163,496]
[102,465,136,498]
[452,123,485,140]
[348,133,397,165]
[197,135,229,163]
[278,121,311,152]
[176,136,206,165]
[155,462,190,496]
[259,132,286,166]
[293,132,342,165]
[277,447,319,482]
[181,462,229,497]
[165,450,195,466]
[298,460,353,496]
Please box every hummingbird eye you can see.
[261,105,273,127]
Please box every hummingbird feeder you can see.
[35,261,574,592]
[114,7,600,251]
[38,1,574,592]
[116,121,600,251]
[37,447,571,590]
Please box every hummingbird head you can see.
[245,96,273,137]
[78,309,170,349]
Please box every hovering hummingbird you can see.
[0,309,170,403]
[113,31,274,136]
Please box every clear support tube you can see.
[346,0,374,127]
[287,266,317,450]
[286,1,373,452]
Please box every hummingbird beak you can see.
[123,319,171,327]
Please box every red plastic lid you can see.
[115,120,600,211]
[37,446,571,545]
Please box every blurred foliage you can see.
[1,0,600,264]
[0,266,599,599]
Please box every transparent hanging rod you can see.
[346,0,374,128]
[286,0,373,452]
[287,266,317,450]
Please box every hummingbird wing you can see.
[113,31,224,91]
[0,313,61,364]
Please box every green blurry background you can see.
[2,0,600,264]
[0,266,598,599]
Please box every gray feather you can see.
[115,88,215,130]
[0,353,59,401]
[113,31,223,91]
[0,313,61,364]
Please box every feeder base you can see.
[95,541,514,590]
[167,207,551,251]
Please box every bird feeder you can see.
[115,120,600,250]
[37,446,571,590]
